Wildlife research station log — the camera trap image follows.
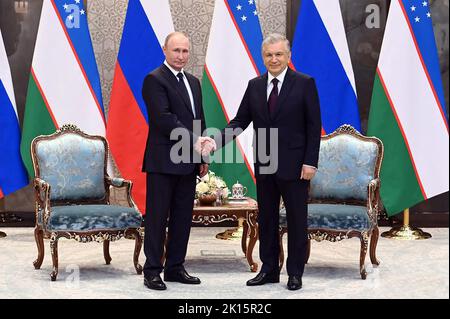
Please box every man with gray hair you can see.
[214,33,322,290]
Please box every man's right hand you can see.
[194,136,217,156]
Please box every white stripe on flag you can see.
[206,0,258,171]
[32,1,105,136]
[0,30,18,117]
[313,0,357,94]
[140,1,175,47]
[379,1,449,197]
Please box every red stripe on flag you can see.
[0,188,4,198]
[377,68,427,199]
[50,0,106,126]
[224,0,260,76]
[31,68,59,129]
[107,63,148,214]
[398,1,449,132]
[204,66,256,185]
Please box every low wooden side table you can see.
[192,198,259,272]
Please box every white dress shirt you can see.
[164,60,196,117]
[267,66,288,100]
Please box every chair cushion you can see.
[46,205,142,231]
[310,135,378,201]
[35,134,106,201]
[279,204,370,231]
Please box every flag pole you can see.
[0,198,6,238]
[381,208,432,240]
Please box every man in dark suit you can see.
[215,34,321,290]
[141,32,212,290]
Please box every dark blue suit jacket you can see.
[142,64,206,175]
[218,68,322,180]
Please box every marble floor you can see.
[0,227,448,299]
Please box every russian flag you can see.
[0,29,28,198]
[291,0,361,134]
[106,0,174,213]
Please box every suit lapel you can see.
[186,74,201,119]
[161,65,195,117]
[258,73,271,123]
[272,68,295,121]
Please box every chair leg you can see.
[103,240,112,265]
[131,229,143,274]
[33,226,45,269]
[305,239,311,264]
[50,235,60,281]
[359,235,368,280]
[278,229,285,272]
[370,226,380,266]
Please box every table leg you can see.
[246,212,258,272]
[241,220,249,254]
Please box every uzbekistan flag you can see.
[368,0,449,215]
[291,0,361,134]
[106,0,174,213]
[202,0,266,199]
[0,29,28,198]
[20,0,105,177]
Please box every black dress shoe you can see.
[164,269,201,284]
[144,275,167,290]
[287,275,302,290]
[246,272,280,286]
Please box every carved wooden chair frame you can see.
[279,125,384,279]
[31,124,143,281]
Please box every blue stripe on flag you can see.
[0,80,28,195]
[227,0,266,75]
[291,0,360,133]
[53,0,104,114]
[401,0,447,122]
[117,0,166,123]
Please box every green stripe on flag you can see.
[20,76,57,177]
[368,75,424,216]
[202,71,256,199]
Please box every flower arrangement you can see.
[196,171,229,204]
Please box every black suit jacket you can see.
[219,68,322,180]
[141,64,206,175]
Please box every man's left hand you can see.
[300,165,316,180]
[199,164,209,178]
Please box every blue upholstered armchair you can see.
[31,124,143,281]
[279,125,384,279]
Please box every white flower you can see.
[196,182,209,194]
[221,187,230,198]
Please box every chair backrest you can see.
[310,125,383,203]
[31,124,108,202]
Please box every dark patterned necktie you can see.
[268,78,279,115]
[177,72,196,117]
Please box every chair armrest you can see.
[367,178,381,225]
[33,178,51,228]
[105,176,138,209]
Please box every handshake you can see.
[194,136,217,156]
